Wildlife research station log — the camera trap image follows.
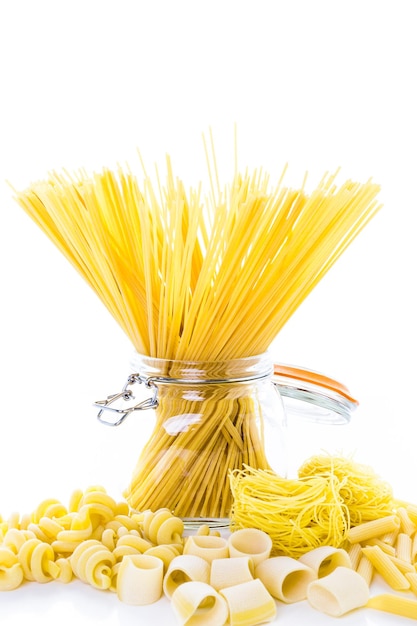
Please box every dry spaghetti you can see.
[12,136,382,518]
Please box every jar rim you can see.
[130,352,274,383]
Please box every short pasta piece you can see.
[307,566,370,616]
[163,554,210,599]
[140,509,184,545]
[255,555,316,603]
[184,535,229,564]
[18,538,59,583]
[396,507,416,536]
[361,545,410,591]
[228,528,272,566]
[70,540,115,590]
[117,554,163,605]
[0,547,24,591]
[396,533,412,563]
[144,545,184,573]
[347,515,400,544]
[219,578,277,625]
[347,542,362,570]
[210,556,254,591]
[298,546,352,578]
[356,554,374,587]
[405,572,417,596]
[171,581,229,626]
[367,593,417,619]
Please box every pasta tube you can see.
[298,546,352,577]
[361,545,410,591]
[163,554,210,599]
[307,566,370,616]
[219,578,277,625]
[347,515,400,544]
[356,555,374,587]
[396,533,412,563]
[210,556,254,591]
[117,554,163,605]
[171,581,229,626]
[367,593,417,619]
[228,528,272,566]
[183,535,229,564]
[255,555,316,603]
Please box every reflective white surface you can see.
[1,0,416,623]
[0,571,412,625]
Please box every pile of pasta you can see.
[2,482,417,622]
[12,139,382,518]
[229,454,396,558]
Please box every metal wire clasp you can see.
[94,373,158,426]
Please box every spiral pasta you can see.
[70,540,116,590]
[0,547,24,591]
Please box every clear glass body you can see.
[124,352,287,522]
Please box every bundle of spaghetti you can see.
[229,465,349,558]
[298,454,394,525]
[13,137,382,517]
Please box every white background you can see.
[0,1,416,624]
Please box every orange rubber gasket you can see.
[273,364,358,405]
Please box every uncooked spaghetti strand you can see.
[126,392,269,516]
[125,393,239,512]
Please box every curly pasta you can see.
[0,547,24,591]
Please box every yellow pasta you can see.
[298,546,352,578]
[405,572,417,596]
[0,547,24,591]
[361,545,410,591]
[298,454,394,524]
[18,538,59,583]
[397,507,416,537]
[255,556,316,603]
[70,539,115,590]
[227,528,272,566]
[144,544,181,573]
[395,533,413,563]
[347,542,362,570]
[163,554,210,599]
[367,593,417,619]
[210,556,254,591]
[171,581,229,626]
[229,466,349,557]
[356,554,374,586]
[412,534,417,563]
[183,535,229,564]
[117,554,163,605]
[307,566,370,617]
[13,143,381,518]
[219,578,277,625]
[347,515,400,544]
[364,537,396,556]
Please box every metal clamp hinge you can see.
[94,373,158,427]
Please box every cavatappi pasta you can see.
[12,141,382,518]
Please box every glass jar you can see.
[96,352,286,524]
[95,354,357,526]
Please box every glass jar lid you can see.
[273,364,358,425]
